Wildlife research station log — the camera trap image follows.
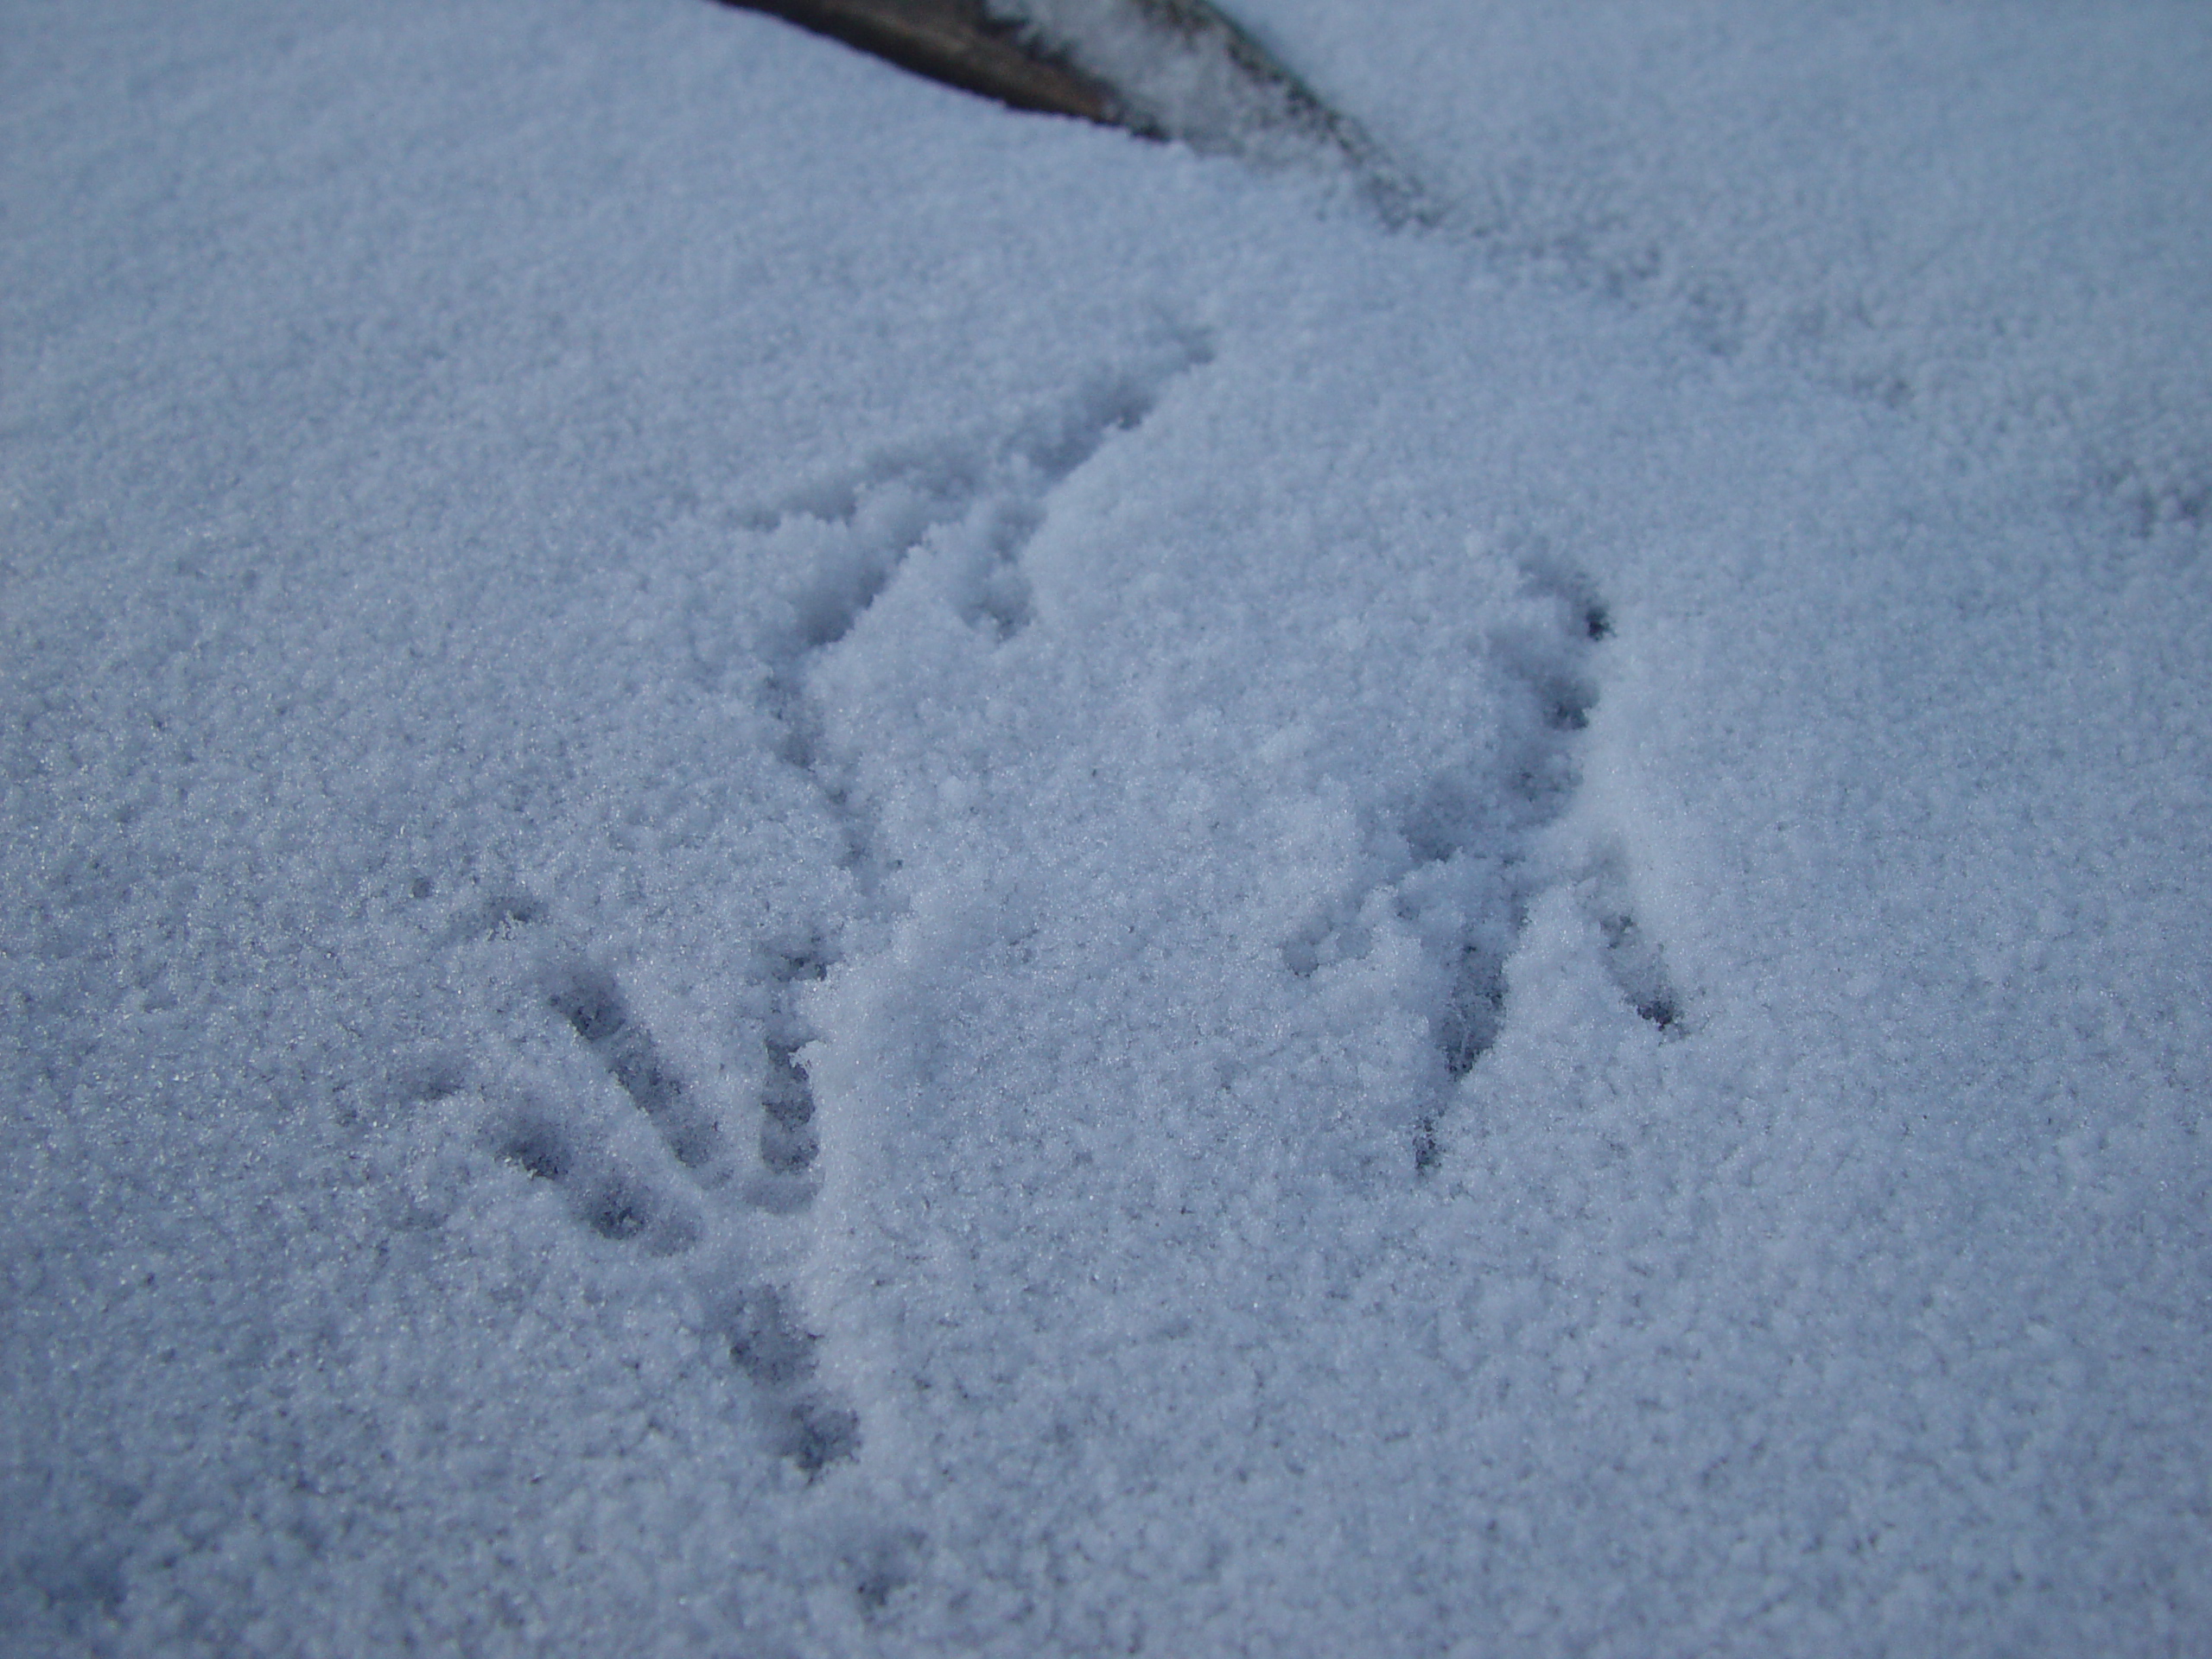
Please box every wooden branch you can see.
[720,0,1122,124]
[715,0,1429,222]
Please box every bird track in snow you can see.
[450,917,865,1476]
[424,339,1214,1504]
[1274,555,1681,1174]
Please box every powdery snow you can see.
[3,1,2207,1653]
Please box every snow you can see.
[3,0,2208,1652]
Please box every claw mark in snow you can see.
[547,960,725,1169]
[1599,905,1680,1032]
[490,1078,701,1259]
[753,939,830,1209]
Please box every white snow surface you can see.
[3,0,2209,1653]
